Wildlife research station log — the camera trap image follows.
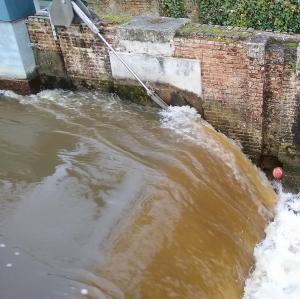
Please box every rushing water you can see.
[0,90,277,299]
[243,185,300,299]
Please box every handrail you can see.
[71,1,168,109]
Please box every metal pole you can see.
[71,1,168,109]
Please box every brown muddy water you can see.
[0,90,276,299]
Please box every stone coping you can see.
[176,22,300,43]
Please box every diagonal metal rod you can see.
[71,1,168,109]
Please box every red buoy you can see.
[273,167,283,180]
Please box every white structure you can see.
[0,0,37,81]
[110,52,202,96]
[0,20,36,80]
[110,16,202,97]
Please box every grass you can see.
[177,23,230,36]
[177,23,250,39]
[285,41,299,49]
[177,23,202,35]
[28,22,41,30]
[288,60,297,72]
[207,36,233,44]
[101,15,131,25]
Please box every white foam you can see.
[160,105,202,127]
[159,106,255,193]
[243,184,300,299]
[0,90,24,101]
[80,288,88,295]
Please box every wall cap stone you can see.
[117,16,190,43]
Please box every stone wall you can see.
[174,34,264,161]
[86,0,159,17]
[26,15,300,191]
[27,15,115,89]
[263,40,300,189]
[173,28,300,189]
[85,0,198,20]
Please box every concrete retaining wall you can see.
[110,52,202,96]
[0,19,36,79]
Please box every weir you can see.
[0,2,299,298]
[0,0,300,190]
[0,89,276,299]
[1,0,299,190]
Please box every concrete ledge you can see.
[117,40,175,56]
[116,16,190,57]
[110,52,202,96]
[117,16,189,43]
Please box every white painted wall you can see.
[110,52,202,97]
[14,19,36,77]
[0,19,36,79]
[117,40,175,56]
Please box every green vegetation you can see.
[101,15,131,25]
[197,0,300,33]
[159,0,300,33]
[178,23,231,36]
[177,23,201,35]
[29,22,41,30]
[207,36,233,44]
[288,60,297,73]
[177,23,250,40]
[115,84,154,106]
[285,41,299,49]
[160,0,185,18]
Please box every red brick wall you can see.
[87,0,159,16]
[173,35,300,179]
[263,41,300,188]
[27,16,116,89]
[56,25,110,80]
[27,16,60,51]
[174,37,265,160]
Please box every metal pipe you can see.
[71,1,168,109]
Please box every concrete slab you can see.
[117,16,190,43]
[109,52,202,97]
[0,19,36,80]
[117,39,175,56]
[48,0,74,27]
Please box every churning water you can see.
[0,89,291,299]
[243,185,300,299]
